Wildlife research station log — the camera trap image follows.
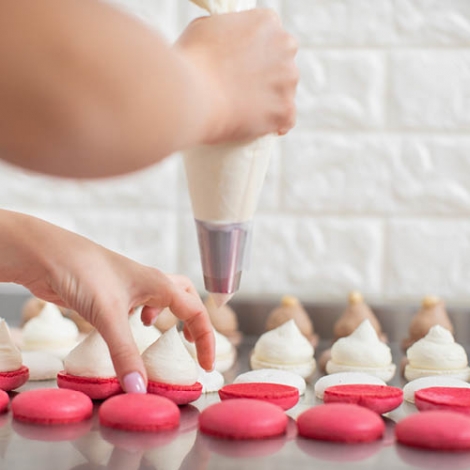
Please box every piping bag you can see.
[185,0,275,307]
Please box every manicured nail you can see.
[123,372,146,394]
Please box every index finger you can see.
[167,285,215,372]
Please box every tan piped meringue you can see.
[333,291,385,342]
[402,296,454,351]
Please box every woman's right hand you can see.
[175,9,299,144]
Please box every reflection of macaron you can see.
[100,426,179,452]
[415,387,470,414]
[12,418,92,442]
[323,384,403,415]
[218,383,299,411]
[99,393,180,433]
[202,432,286,458]
[297,437,382,462]
[199,399,288,440]
[397,441,470,470]
[297,404,385,443]
[396,410,470,450]
[147,380,202,406]
[57,372,122,401]
[0,366,29,392]
[11,388,93,425]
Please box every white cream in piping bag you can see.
[0,319,23,372]
[186,0,275,307]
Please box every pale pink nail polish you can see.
[123,372,146,394]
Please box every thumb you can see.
[97,313,148,394]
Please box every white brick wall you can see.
[2,0,470,305]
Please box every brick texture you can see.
[2,1,470,304]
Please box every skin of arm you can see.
[0,0,298,391]
[0,0,298,178]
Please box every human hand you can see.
[175,9,299,144]
[0,210,214,392]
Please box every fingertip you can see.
[122,372,146,394]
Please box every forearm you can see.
[0,0,214,178]
[0,210,48,286]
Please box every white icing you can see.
[326,320,395,382]
[234,369,307,395]
[407,325,468,370]
[314,372,386,400]
[403,376,470,404]
[330,320,392,367]
[143,327,198,385]
[129,308,161,353]
[197,366,224,393]
[250,320,316,379]
[181,329,236,373]
[184,135,274,223]
[21,351,63,380]
[64,329,116,378]
[191,0,256,14]
[0,319,23,372]
[22,302,79,350]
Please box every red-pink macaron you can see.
[11,388,93,425]
[57,371,122,400]
[147,380,202,405]
[415,387,470,414]
[297,403,385,443]
[0,390,9,413]
[219,383,299,411]
[199,398,288,439]
[99,393,180,432]
[396,410,470,451]
[323,384,403,414]
[0,366,29,391]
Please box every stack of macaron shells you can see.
[397,382,470,450]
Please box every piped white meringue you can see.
[64,329,116,378]
[250,319,316,379]
[326,319,395,382]
[143,327,199,385]
[22,302,79,352]
[0,319,23,372]
[405,325,470,381]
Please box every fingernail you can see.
[123,372,146,394]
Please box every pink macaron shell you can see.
[297,404,385,443]
[218,383,300,411]
[323,384,403,415]
[11,388,93,425]
[147,380,202,405]
[57,371,122,400]
[99,393,180,433]
[415,387,470,415]
[199,399,288,440]
[0,366,29,391]
[396,410,470,451]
